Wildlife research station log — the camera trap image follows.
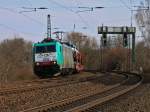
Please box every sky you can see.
[0,0,144,42]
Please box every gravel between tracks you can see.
[0,72,98,89]
[0,72,125,112]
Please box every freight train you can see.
[32,38,84,78]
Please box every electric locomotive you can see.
[32,38,83,78]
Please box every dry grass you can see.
[12,66,37,81]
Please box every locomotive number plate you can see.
[43,58,49,61]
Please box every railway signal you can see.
[123,33,128,47]
[98,26,136,71]
[102,33,107,47]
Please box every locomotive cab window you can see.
[35,45,56,53]
[47,45,56,52]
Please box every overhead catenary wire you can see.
[47,0,75,12]
[0,0,141,41]
[72,0,134,28]
[102,18,131,23]
[46,0,91,28]
[0,6,45,27]
[119,0,135,26]
[73,0,97,27]
[119,0,131,10]
[0,23,41,36]
[20,13,45,26]
[0,7,45,36]
[26,0,33,7]
[74,2,131,27]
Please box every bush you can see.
[0,38,37,83]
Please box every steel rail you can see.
[1,72,61,84]
[0,73,104,95]
[66,73,143,112]
[20,72,129,112]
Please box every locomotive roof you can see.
[33,38,78,50]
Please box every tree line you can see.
[0,38,36,84]
[0,0,150,83]
[0,31,149,83]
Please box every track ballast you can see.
[19,72,141,112]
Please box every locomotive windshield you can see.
[35,45,56,53]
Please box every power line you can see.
[46,0,90,28]
[0,6,45,27]
[0,6,47,38]
[129,0,133,10]
[0,23,18,32]
[72,0,91,27]
[47,0,75,12]
[0,7,45,36]
[20,13,45,26]
[75,13,90,27]
[26,0,33,7]
[119,0,134,27]
[101,18,131,23]
[119,0,131,10]
[73,0,106,28]
[0,23,40,36]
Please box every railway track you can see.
[0,72,102,95]
[0,72,64,89]
[0,72,125,112]
[20,72,142,112]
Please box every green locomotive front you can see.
[32,39,75,77]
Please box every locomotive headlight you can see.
[36,62,40,66]
[54,61,56,64]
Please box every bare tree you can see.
[66,32,128,71]
[0,37,36,84]
[136,41,150,72]
[135,0,150,47]
[66,32,100,70]
[135,0,150,72]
